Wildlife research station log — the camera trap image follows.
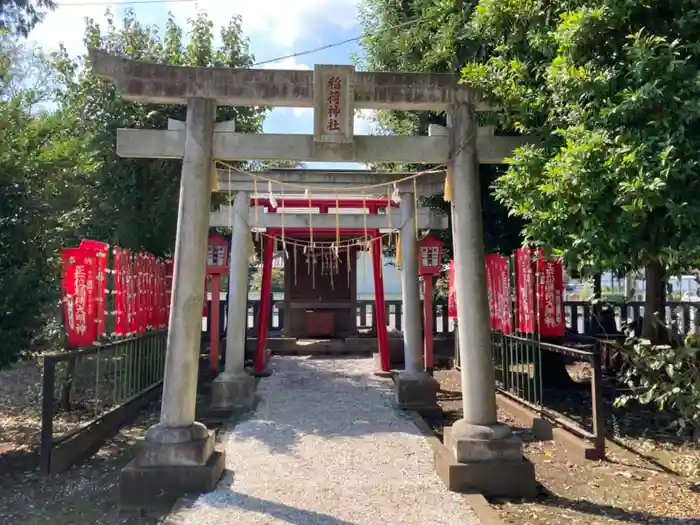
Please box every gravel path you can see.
[169,356,481,525]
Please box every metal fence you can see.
[40,330,167,474]
[491,332,606,457]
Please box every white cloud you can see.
[261,58,312,118]
[168,0,359,49]
[354,109,378,135]
[29,2,119,56]
[29,0,361,59]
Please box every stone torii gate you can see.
[88,49,536,510]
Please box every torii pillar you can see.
[444,102,536,497]
[121,98,225,511]
[210,188,256,415]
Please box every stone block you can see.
[136,425,215,468]
[436,426,538,499]
[435,445,537,499]
[210,372,257,414]
[119,450,225,515]
[393,372,440,415]
[445,420,523,463]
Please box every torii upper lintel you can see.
[87,48,491,111]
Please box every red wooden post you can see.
[209,274,221,374]
[423,276,435,373]
[371,235,390,372]
[417,234,443,374]
[254,234,275,374]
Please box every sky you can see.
[29,0,376,169]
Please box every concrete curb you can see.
[496,392,603,461]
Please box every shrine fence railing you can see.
[40,329,167,475]
[491,332,606,458]
[203,298,699,339]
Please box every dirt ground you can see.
[429,368,700,525]
[0,359,163,525]
[0,354,223,525]
[0,403,160,525]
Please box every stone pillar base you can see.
[120,451,225,515]
[440,420,537,498]
[137,422,214,467]
[393,371,440,415]
[209,372,257,419]
[119,422,225,514]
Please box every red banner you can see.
[126,251,137,334]
[515,247,537,333]
[145,254,153,329]
[156,260,166,328]
[113,247,128,336]
[79,240,108,337]
[537,256,565,337]
[447,260,457,319]
[61,248,98,346]
[165,259,173,325]
[137,253,147,333]
[496,255,514,334]
[485,254,500,330]
[483,254,514,334]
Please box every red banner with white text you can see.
[537,256,565,337]
[515,247,537,333]
[61,241,170,345]
[493,254,514,335]
[485,254,500,330]
[113,247,128,336]
[61,248,98,346]
[78,239,108,337]
[165,259,173,325]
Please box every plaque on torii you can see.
[313,65,354,146]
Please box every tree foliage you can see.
[356,0,524,256]
[463,0,700,340]
[615,335,700,448]
[0,44,97,366]
[0,0,55,36]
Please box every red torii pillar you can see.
[253,234,275,375]
[371,234,390,373]
[422,275,435,373]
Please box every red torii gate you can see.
[251,197,395,375]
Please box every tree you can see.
[463,0,700,342]
[0,0,55,36]
[51,9,267,258]
[0,40,98,366]
[356,0,524,256]
[1,35,57,103]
